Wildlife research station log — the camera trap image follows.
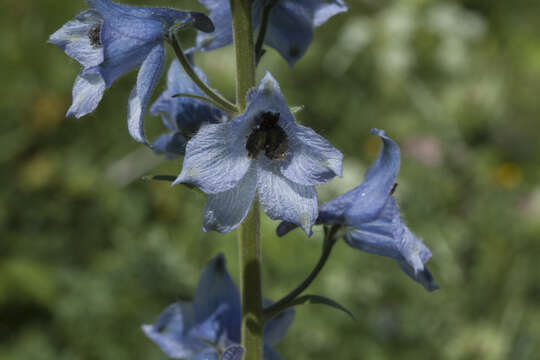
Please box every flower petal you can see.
[194,254,242,343]
[141,302,198,358]
[264,1,314,66]
[280,123,343,185]
[66,69,106,118]
[48,9,103,67]
[174,122,251,194]
[204,163,258,233]
[221,345,245,360]
[197,0,234,51]
[307,0,349,27]
[257,157,318,236]
[264,307,295,346]
[346,197,437,290]
[151,132,188,158]
[319,128,400,225]
[127,44,165,144]
[397,261,439,292]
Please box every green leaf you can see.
[290,294,355,320]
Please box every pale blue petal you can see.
[141,302,199,359]
[221,345,245,360]
[194,255,242,343]
[346,197,437,291]
[174,122,252,194]
[204,163,258,233]
[257,157,318,236]
[280,123,343,185]
[48,10,103,67]
[306,0,349,27]
[265,2,314,66]
[66,69,106,118]
[194,349,220,360]
[319,128,400,225]
[264,307,295,346]
[197,0,234,51]
[127,44,165,144]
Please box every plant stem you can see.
[230,1,262,359]
[263,225,340,320]
[254,0,277,65]
[169,33,238,114]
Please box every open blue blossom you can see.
[174,72,343,235]
[150,59,225,158]
[277,129,438,291]
[197,0,348,65]
[142,254,294,360]
[48,0,214,144]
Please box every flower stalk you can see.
[230,0,263,359]
[169,31,238,114]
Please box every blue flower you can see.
[174,72,343,235]
[48,0,214,144]
[142,254,294,360]
[150,58,225,158]
[277,129,439,291]
[197,0,348,65]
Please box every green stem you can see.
[230,1,262,359]
[263,225,340,320]
[169,33,238,114]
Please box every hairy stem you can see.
[230,1,262,359]
[169,33,238,114]
[263,226,340,320]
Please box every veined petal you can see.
[221,345,245,360]
[197,0,234,51]
[194,255,242,343]
[257,157,318,236]
[264,307,295,346]
[265,1,314,66]
[48,10,103,67]
[66,69,106,118]
[128,44,165,144]
[204,163,258,234]
[174,122,251,194]
[346,197,437,291]
[280,123,343,185]
[142,302,199,359]
[319,128,400,225]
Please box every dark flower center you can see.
[88,24,101,47]
[246,112,289,160]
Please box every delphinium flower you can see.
[277,129,439,291]
[196,0,348,65]
[48,0,214,143]
[174,72,343,235]
[142,254,294,360]
[149,58,225,158]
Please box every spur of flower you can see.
[278,129,439,291]
[149,58,225,158]
[48,0,214,144]
[197,0,348,65]
[142,254,294,360]
[174,72,343,235]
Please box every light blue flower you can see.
[150,58,225,158]
[174,72,343,235]
[48,0,214,144]
[142,254,294,360]
[278,129,439,291]
[197,0,348,65]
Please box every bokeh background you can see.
[2,0,540,359]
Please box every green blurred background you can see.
[2,0,540,358]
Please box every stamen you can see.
[88,24,101,47]
[246,112,289,160]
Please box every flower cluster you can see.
[50,0,439,359]
[143,255,294,360]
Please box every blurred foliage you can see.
[2,0,540,359]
